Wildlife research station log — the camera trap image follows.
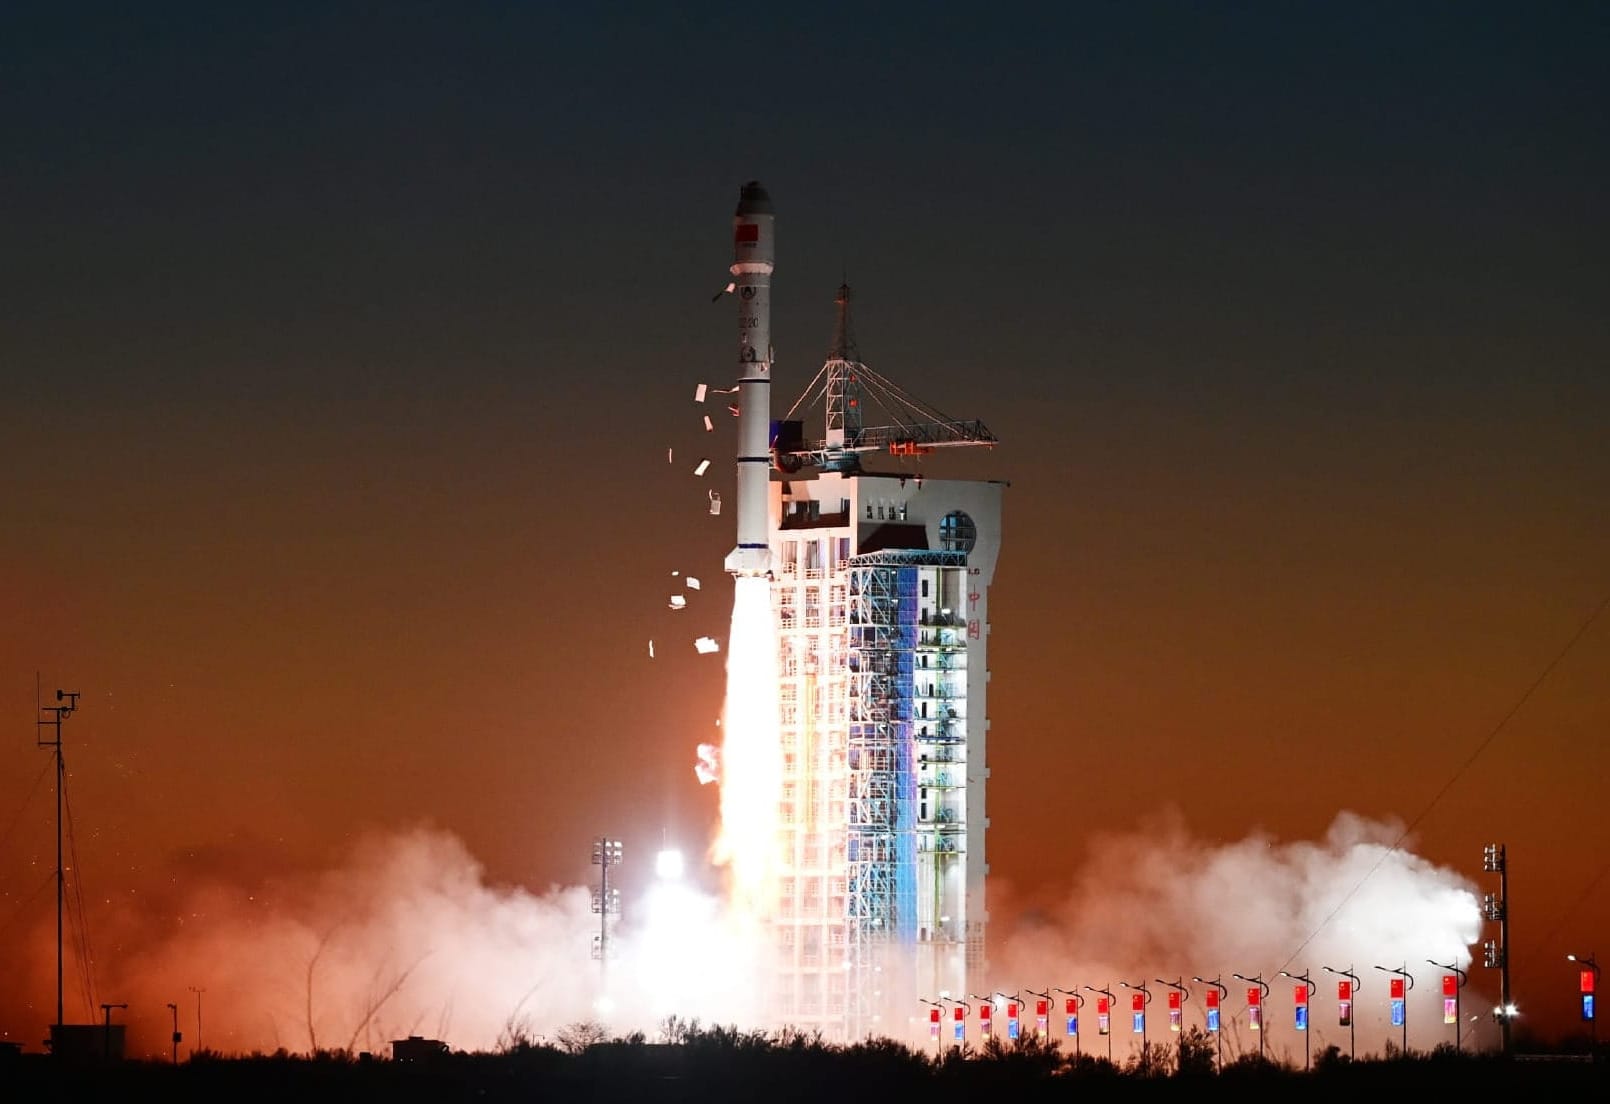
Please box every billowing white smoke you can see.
[992,810,1484,1060]
[95,826,764,1057]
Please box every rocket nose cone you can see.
[736,181,773,216]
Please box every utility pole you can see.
[188,986,205,1055]
[166,1002,180,1063]
[37,688,80,1036]
[1483,843,1513,1055]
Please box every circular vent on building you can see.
[939,510,976,553]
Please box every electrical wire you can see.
[1277,589,1610,970]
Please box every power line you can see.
[1279,589,1610,969]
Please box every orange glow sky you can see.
[2,3,1606,1053]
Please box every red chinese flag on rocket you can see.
[1132,993,1145,1013]
[1338,981,1352,1000]
[1390,978,1405,1000]
[1583,970,1597,994]
[1442,975,1458,998]
[1204,988,1219,1010]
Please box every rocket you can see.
[723,181,776,578]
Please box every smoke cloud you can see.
[990,809,1484,1061]
[1,811,1482,1062]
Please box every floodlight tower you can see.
[37,688,80,1035]
[1482,842,1513,1054]
[591,837,623,973]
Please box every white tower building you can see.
[763,285,1003,1039]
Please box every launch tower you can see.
[761,278,1003,1039]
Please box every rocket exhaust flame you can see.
[713,576,783,924]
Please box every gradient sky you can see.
[2,3,1607,1048]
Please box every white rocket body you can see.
[723,181,776,578]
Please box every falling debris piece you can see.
[728,404,740,417]
[667,447,673,463]
[712,385,738,394]
[669,595,687,610]
[695,383,708,403]
[671,570,680,577]
[693,458,711,477]
[703,414,714,432]
[648,640,655,658]
[708,490,722,515]
[685,577,701,590]
[694,743,720,785]
[694,636,720,654]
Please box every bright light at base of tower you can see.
[655,848,685,881]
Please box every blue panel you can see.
[894,725,918,942]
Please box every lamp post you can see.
[1053,987,1083,1058]
[166,1002,180,1063]
[1193,975,1228,1073]
[1322,965,1360,1061]
[969,993,997,1044]
[1084,984,1116,1064]
[920,998,945,1055]
[1157,977,1190,1072]
[1278,969,1316,1070]
[1026,988,1052,1039]
[1233,973,1272,1062]
[1120,979,1153,1069]
[1567,952,1599,1058]
[997,991,1024,1041]
[1375,964,1415,1056]
[949,997,971,1048]
[1428,957,1469,1052]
